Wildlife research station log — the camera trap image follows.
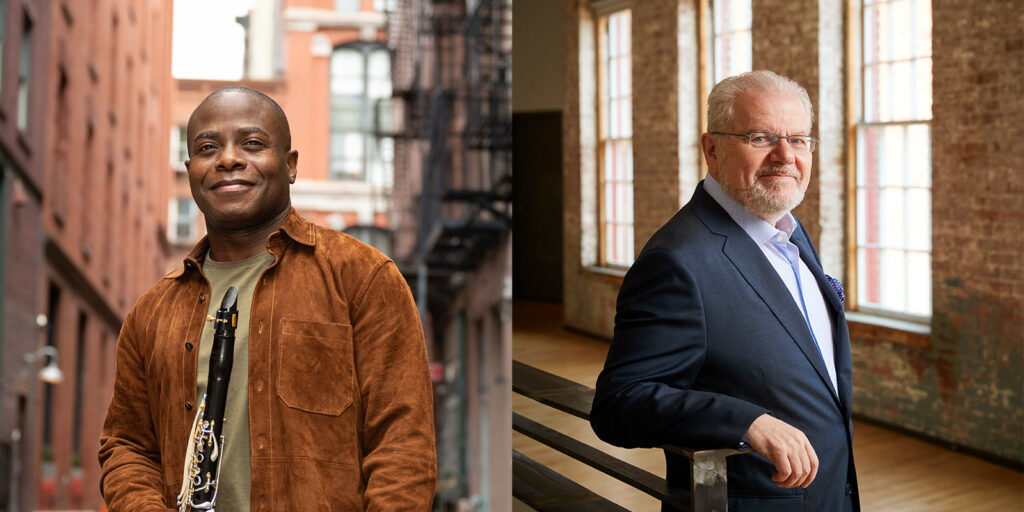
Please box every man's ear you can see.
[700,133,719,177]
[286,149,298,184]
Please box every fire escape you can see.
[385,1,511,506]
[391,0,512,318]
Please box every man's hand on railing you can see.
[744,413,819,489]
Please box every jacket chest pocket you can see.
[277,319,354,415]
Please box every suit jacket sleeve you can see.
[591,248,769,450]
[98,309,177,512]
[351,260,437,511]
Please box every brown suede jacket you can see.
[99,209,436,511]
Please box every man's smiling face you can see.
[704,91,812,223]
[185,91,298,232]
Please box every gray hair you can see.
[706,70,813,132]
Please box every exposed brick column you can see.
[924,0,1023,461]
[631,1,681,250]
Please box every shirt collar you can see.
[166,207,316,279]
[703,174,797,245]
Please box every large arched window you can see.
[330,43,393,184]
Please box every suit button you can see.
[199,293,206,302]
[845,483,853,495]
[185,402,193,411]
[185,342,194,351]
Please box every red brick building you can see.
[0,0,174,510]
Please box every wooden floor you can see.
[512,300,1024,511]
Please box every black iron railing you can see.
[513,361,750,512]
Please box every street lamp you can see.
[24,345,63,385]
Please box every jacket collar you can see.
[164,207,316,280]
[691,181,845,410]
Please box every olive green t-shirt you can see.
[196,250,274,511]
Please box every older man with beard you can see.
[590,70,859,512]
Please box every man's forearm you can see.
[99,450,174,512]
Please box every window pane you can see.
[890,0,913,61]
[905,188,930,251]
[336,0,361,12]
[882,125,904,187]
[915,0,932,56]
[859,126,881,186]
[890,61,915,121]
[914,58,933,120]
[331,49,365,96]
[906,252,931,316]
[368,49,391,99]
[863,65,878,122]
[858,247,882,305]
[906,124,930,187]
[881,249,906,311]
[881,188,904,248]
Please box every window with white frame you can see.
[710,0,751,86]
[855,0,932,317]
[169,197,198,243]
[597,7,633,268]
[330,44,393,184]
[170,125,188,170]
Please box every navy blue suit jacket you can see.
[591,182,859,512]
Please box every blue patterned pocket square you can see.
[825,274,845,303]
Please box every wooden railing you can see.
[512,360,748,512]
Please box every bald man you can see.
[99,87,436,511]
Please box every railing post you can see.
[689,450,731,512]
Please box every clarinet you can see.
[177,286,238,511]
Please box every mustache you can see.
[755,164,801,179]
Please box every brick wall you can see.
[35,1,176,508]
[561,0,1023,462]
[631,1,681,249]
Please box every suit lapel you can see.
[790,229,855,418]
[690,185,843,412]
[789,227,853,416]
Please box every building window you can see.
[170,125,188,170]
[710,0,751,86]
[169,197,198,243]
[855,0,932,317]
[597,7,632,268]
[335,0,361,12]
[330,44,393,184]
[343,225,392,255]
[17,14,32,132]
[373,0,396,12]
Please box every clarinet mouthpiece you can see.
[220,286,238,310]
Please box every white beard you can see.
[719,164,805,221]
